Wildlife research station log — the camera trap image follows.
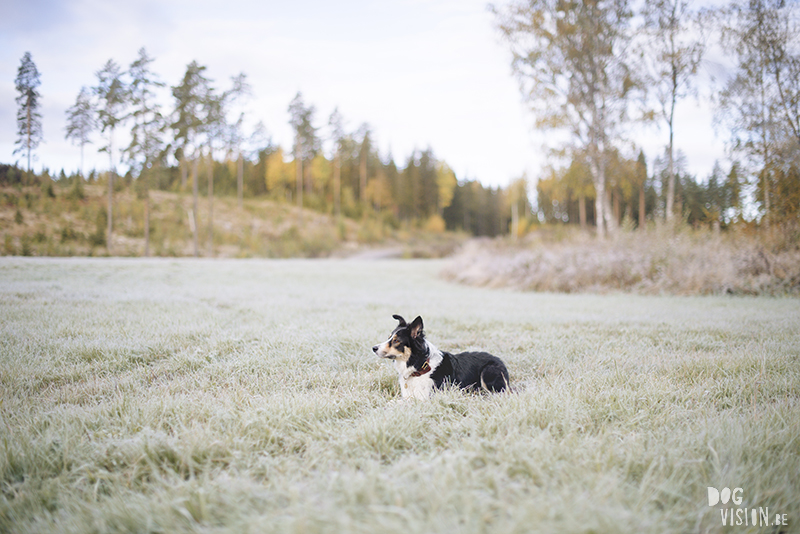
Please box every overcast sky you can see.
[1,0,728,188]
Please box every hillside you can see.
[0,182,465,259]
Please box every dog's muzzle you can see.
[373,344,394,359]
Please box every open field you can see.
[1,257,799,533]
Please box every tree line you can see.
[10,0,799,252]
[535,147,755,230]
[10,49,523,257]
[494,0,800,233]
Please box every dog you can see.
[372,314,509,399]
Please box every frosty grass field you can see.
[1,257,798,534]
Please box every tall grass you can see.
[1,258,798,533]
[443,225,800,296]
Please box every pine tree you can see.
[64,86,96,180]
[725,162,744,222]
[93,59,127,249]
[171,61,211,257]
[126,48,165,258]
[14,52,43,180]
[224,73,251,210]
[287,92,320,217]
[328,108,346,222]
[357,124,371,204]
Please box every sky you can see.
[1,0,729,189]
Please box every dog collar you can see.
[410,358,431,377]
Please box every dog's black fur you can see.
[373,314,509,397]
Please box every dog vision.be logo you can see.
[707,487,789,528]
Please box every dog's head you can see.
[372,314,425,361]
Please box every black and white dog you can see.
[372,315,509,399]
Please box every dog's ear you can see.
[409,316,424,339]
[392,314,406,327]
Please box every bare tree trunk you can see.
[107,128,114,251]
[591,132,612,239]
[296,139,303,226]
[511,199,519,240]
[191,155,199,257]
[579,194,587,229]
[360,149,367,203]
[107,170,113,250]
[591,151,606,239]
[237,152,243,210]
[305,163,313,195]
[334,150,341,222]
[593,187,605,237]
[27,104,32,180]
[207,151,214,257]
[600,149,616,235]
[761,75,771,228]
[764,172,770,227]
[639,185,646,229]
[180,157,188,190]
[761,102,772,228]
[589,62,610,238]
[144,189,150,257]
[666,124,675,222]
[665,21,681,224]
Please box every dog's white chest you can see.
[393,347,442,400]
[398,374,434,400]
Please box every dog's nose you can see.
[372,345,378,353]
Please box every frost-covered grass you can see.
[1,257,798,533]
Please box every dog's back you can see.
[441,351,509,392]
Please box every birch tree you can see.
[643,0,706,222]
[717,0,800,225]
[494,0,638,238]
